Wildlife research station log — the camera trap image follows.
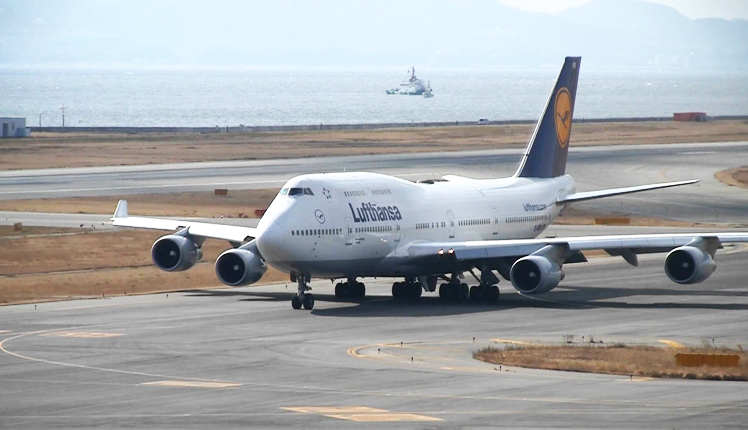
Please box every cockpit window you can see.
[284,187,314,197]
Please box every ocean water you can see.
[1,67,747,127]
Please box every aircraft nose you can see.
[257,221,285,261]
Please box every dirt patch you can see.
[3,120,748,171]
[715,166,748,189]
[474,343,748,381]
[0,229,287,305]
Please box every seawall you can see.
[27,115,748,134]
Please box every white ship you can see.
[423,80,434,98]
[386,67,427,95]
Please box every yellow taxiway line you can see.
[658,339,686,349]
[282,406,442,422]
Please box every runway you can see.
[1,243,747,428]
[2,141,748,224]
[2,142,748,428]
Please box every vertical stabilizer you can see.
[515,57,581,178]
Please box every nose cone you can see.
[257,221,286,262]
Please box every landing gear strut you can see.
[335,278,366,300]
[292,272,314,310]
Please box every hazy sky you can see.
[1,0,746,70]
[499,0,748,20]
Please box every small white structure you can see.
[0,117,31,138]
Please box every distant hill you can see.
[1,0,746,70]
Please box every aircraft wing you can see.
[407,232,748,261]
[111,200,258,243]
[557,179,698,204]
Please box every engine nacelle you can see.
[151,234,202,272]
[215,247,267,286]
[509,255,565,294]
[665,246,716,284]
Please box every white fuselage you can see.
[255,172,575,279]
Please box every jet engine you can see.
[151,234,202,272]
[509,255,565,294]
[664,246,716,284]
[215,243,267,286]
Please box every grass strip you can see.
[475,343,748,381]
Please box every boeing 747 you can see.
[112,57,748,310]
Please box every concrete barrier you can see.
[676,353,740,368]
[26,115,748,135]
[594,217,631,226]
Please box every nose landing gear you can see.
[291,272,314,310]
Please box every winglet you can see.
[112,199,128,220]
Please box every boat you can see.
[422,80,434,98]
[386,67,427,95]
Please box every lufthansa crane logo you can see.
[314,209,325,224]
[554,87,572,148]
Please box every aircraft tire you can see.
[458,283,470,301]
[353,282,365,298]
[392,282,403,299]
[409,283,422,299]
[302,293,315,310]
[335,283,348,299]
[486,286,500,303]
[469,286,482,301]
[439,283,450,300]
[291,293,303,310]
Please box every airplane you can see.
[111,56,748,310]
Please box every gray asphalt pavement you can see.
[1,243,747,428]
[2,141,748,223]
[2,143,748,428]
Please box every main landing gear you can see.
[335,278,366,300]
[439,277,500,303]
[392,279,422,299]
[291,272,314,310]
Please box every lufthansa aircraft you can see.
[112,57,748,310]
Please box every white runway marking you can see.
[142,381,241,388]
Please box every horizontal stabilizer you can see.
[557,179,698,204]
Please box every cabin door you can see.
[448,211,455,239]
[345,218,353,245]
